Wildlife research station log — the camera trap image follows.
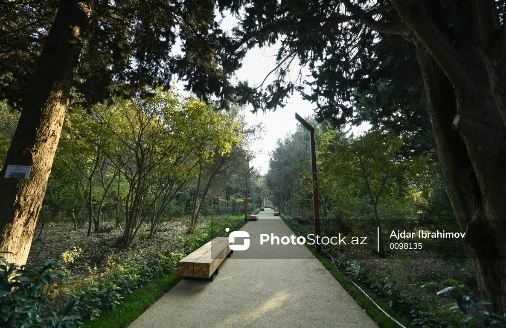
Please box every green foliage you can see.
[0,256,80,328]
[437,280,506,327]
[46,88,246,243]
[0,229,203,327]
[68,252,181,322]
[269,123,450,258]
[184,216,245,253]
[282,213,467,328]
[1,1,246,111]
[266,119,312,213]
[65,215,245,323]
[282,214,411,328]
[0,102,19,167]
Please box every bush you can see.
[68,252,181,322]
[1,216,245,326]
[0,256,80,328]
[437,279,506,327]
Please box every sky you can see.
[233,46,315,175]
[215,11,315,175]
[210,11,370,176]
[231,45,370,175]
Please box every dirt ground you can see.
[26,220,190,279]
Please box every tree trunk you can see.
[0,0,90,266]
[72,210,78,231]
[390,0,506,313]
[86,156,98,237]
[372,202,385,258]
[416,41,506,313]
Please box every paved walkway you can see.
[128,209,378,327]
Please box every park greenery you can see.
[1,89,266,325]
[267,121,478,326]
[2,0,506,327]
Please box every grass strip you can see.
[280,214,412,328]
[312,250,412,328]
[82,271,182,328]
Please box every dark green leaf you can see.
[457,295,471,314]
[40,275,51,285]
[59,299,76,317]
[12,275,33,282]
[489,313,506,324]
[474,299,491,306]
[461,315,477,323]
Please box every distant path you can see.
[128,208,378,327]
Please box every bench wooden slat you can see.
[177,237,232,279]
[193,243,230,278]
[177,240,213,276]
[177,241,212,276]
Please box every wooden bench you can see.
[177,237,232,281]
[249,214,258,221]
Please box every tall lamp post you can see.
[245,166,254,221]
[295,113,321,254]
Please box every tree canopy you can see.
[0,0,246,110]
[0,0,250,267]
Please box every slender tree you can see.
[321,130,406,257]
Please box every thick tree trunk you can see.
[454,87,506,315]
[416,42,506,313]
[0,0,90,266]
[391,0,506,313]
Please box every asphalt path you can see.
[128,208,378,327]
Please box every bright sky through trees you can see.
[218,11,312,174]
[219,12,371,175]
[235,45,370,174]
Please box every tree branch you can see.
[258,50,298,88]
[392,0,473,94]
[341,0,410,36]
[473,0,498,51]
[231,4,396,53]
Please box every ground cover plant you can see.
[280,212,505,328]
[1,215,245,327]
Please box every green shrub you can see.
[437,279,506,327]
[0,256,80,328]
[1,216,244,326]
[68,252,181,322]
